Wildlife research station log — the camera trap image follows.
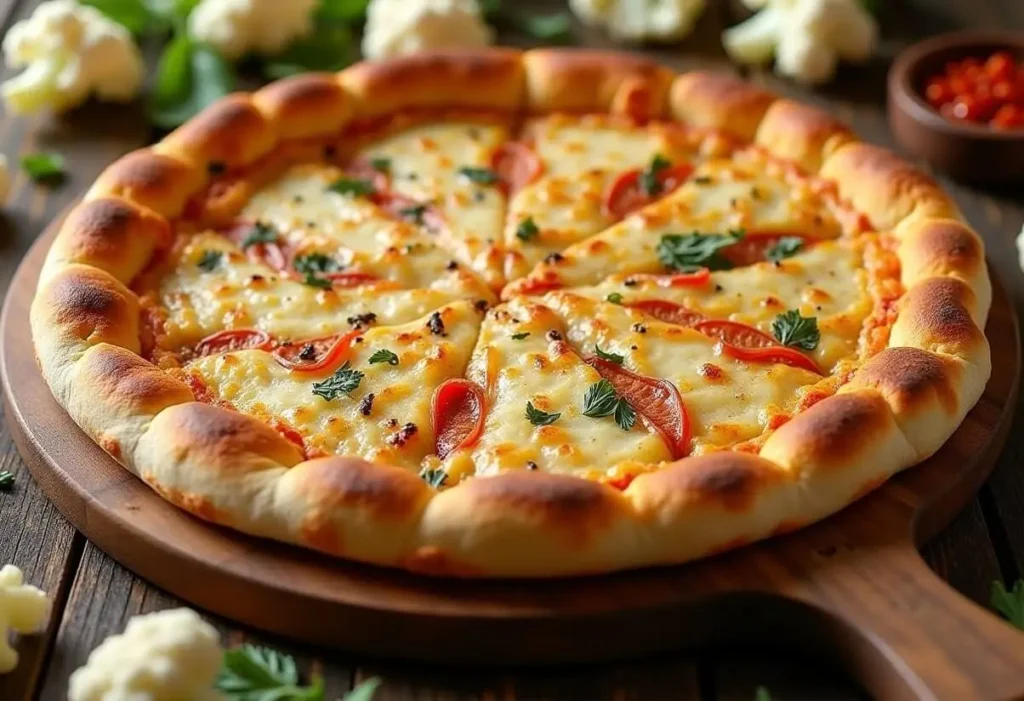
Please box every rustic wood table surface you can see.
[2,0,1024,699]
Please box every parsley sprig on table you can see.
[0,470,14,491]
[312,362,363,401]
[991,579,1024,630]
[216,643,381,700]
[657,230,743,273]
[21,152,65,182]
[582,379,636,431]
[771,310,820,351]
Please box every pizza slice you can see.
[180,301,484,471]
[354,121,511,288]
[503,148,856,297]
[431,297,671,485]
[500,115,734,280]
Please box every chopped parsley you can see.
[525,401,561,426]
[241,222,278,249]
[765,236,805,263]
[311,362,363,401]
[370,157,392,173]
[639,154,671,197]
[656,230,743,273]
[991,580,1024,631]
[301,275,332,290]
[511,332,530,340]
[293,253,339,276]
[368,349,399,366]
[771,310,820,350]
[399,204,429,225]
[458,166,498,185]
[420,467,448,489]
[0,470,13,491]
[516,217,540,242]
[594,344,624,365]
[215,644,351,700]
[582,379,635,431]
[606,292,624,304]
[197,250,223,272]
[21,152,65,182]
[327,177,376,197]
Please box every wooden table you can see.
[2,0,1024,698]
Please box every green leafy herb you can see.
[370,157,392,173]
[197,250,222,272]
[21,152,65,182]
[0,471,13,491]
[606,292,624,304]
[519,13,573,42]
[317,0,372,22]
[765,236,804,263]
[420,468,448,489]
[458,166,498,185]
[345,678,383,701]
[614,398,636,431]
[368,349,399,366]
[639,154,670,197]
[241,222,278,249]
[656,230,743,273]
[399,204,428,225]
[312,362,364,401]
[771,310,820,351]
[302,274,333,290]
[511,332,530,340]
[991,580,1024,630]
[516,217,540,242]
[478,0,502,19]
[149,35,235,129]
[144,0,202,32]
[755,687,773,701]
[594,345,624,365]
[328,177,376,197]
[526,401,561,426]
[82,0,152,34]
[582,379,635,431]
[262,22,356,79]
[216,644,325,700]
[293,253,339,276]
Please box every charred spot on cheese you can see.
[526,461,538,471]
[387,422,419,447]
[359,393,375,416]
[427,312,446,336]
[546,330,563,342]
[446,260,459,271]
[207,161,226,176]
[544,252,565,265]
[474,299,489,313]
[347,312,378,329]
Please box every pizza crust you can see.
[32,48,993,577]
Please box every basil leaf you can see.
[526,401,560,426]
[149,35,234,129]
[657,230,743,273]
[81,0,151,34]
[519,13,573,42]
[263,22,356,80]
[21,152,65,181]
[771,310,820,350]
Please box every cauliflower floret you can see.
[188,0,318,61]
[0,564,51,674]
[68,608,224,701]
[1,0,144,115]
[570,0,707,43]
[723,0,878,85]
[362,0,493,60]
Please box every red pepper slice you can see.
[323,271,381,288]
[343,155,391,193]
[372,191,447,233]
[694,320,778,349]
[491,141,543,195]
[720,344,822,374]
[195,329,272,357]
[602,163,693,221]
[623,268,711,288]
[626,300,705,328]
[431,379,487,459]
[272,330,360,372]
[585,357,690,459]
[720,232,815,268]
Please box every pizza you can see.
[31,49,992,578]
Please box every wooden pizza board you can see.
[5,216,1024,701]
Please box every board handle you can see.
[790,539,1024,701]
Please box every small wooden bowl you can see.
[888,31,1024,183]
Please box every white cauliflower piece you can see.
[0,564,51,674]
[188,0,318,61]
[362,0,493,60]
[1,0,144,115]
[68,608,224,701]
[723,0,878,85]
[570,0,707,43]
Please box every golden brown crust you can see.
[630,452,787,513]
[522,49,673,120]
[338,49,525,118]
[754,99,856,173]
[34,264,140,352]
[670,71,777,140]
[86,149,205,219]
[157,94,279,170]
[819,142,962,231]
[252,73,354,140]
[890,276,986,361]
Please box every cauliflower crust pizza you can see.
[31,49,992,578]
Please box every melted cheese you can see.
[153,232,490,350]
[186,302,482,470]
[571,240,871,372]
[506,152,845,294]
[439,298,670,482]
[358,122,509,287]
[543,293,821,454]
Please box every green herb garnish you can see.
[606,292,624,304]
[0,471,13,491]
[516,217,540,242]
[197,249,223,272]
[399,204,428,225]
[594,345,624,365]
[656,230,743,273]
[771,310,820,350]
[526,401,561,426]
[293,253,339,276]
[370,157,391,173]
[582,379,635,431]
[311,362,363,400]
[21,152,66,182]
[511,332,530,340]
[327,177,376,197]
[458,166,498,185]
[241,222,277,249]
[215,644,327,700]
[639,154,670,197]
[368,349,399,366]
[765,236,804,263]
[991,580,1024,631]
[519,13,573,42]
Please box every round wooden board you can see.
[6,218,1024,700]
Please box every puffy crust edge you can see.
[31,50,993,578]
